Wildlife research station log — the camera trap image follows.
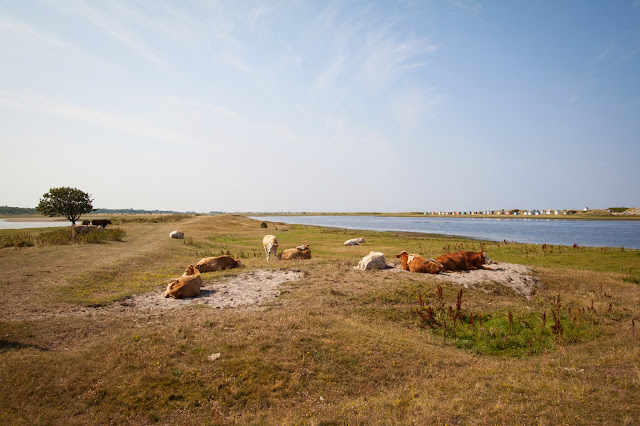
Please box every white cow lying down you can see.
[344,237,366,246]
[355,251,388,270]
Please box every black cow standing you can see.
[91,219,112,228]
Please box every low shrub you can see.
[114,214,194,224]
[76,228,126,244]
[35,228,73,246]
[1,227,126,247]
[0,233,35,248]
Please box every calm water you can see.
[0,219,69,230]
[251,216,640,249]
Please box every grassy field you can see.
[1,214,639,424]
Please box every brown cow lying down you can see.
[396,251,444,274]
[71,224,103,238]
[164,265,203,299]
[195,255,240,273]
[278,244,311,260]
[434,251,494,272]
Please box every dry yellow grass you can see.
[0,214,639,424]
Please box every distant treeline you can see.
[1,206,197,215]
[0,206,37,215]
[92,208,198,215]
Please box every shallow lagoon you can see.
[0,219,69,230]
[252,215,640,249]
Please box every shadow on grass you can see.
[0,339,49,352]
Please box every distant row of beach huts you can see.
[424,208,592,216]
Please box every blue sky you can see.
[1,1,639,213]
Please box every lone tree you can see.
[36,187,94,225]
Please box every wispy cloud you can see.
[47,0,168,69]
[593,42,615,63]
[390,88,447,128]
[248,5,277,28]
[0,17,73,49]
[449,0,483,15]
[0,91,190,147]
[308,8,440,98]
[362,25,439,86]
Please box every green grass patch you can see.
[1,232,35,248]
[1,227,126,248]
[415,287,603,357]
[59,267,177,307]
[113,214,194,224]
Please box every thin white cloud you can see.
[311,56,345,95]
[391,88,447,128]
[46,0,168,69]
[0,91,190,147]
[594,42,615,63]
[0,17,73,49]
[449,0,483,15]
[248,5,277,28]
[362,32,439,86]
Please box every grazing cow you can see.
[91,219,112,228]
[164,265,203,299]
[396,251,444,274]
[196,255,240,273]
[355,251,387,270]
[263,235,278,261]
[71,224,102,238]
[81,220,90,225]
[434,251,494,272]
[344,238,366,246]
[278,244,311,260]
[169,231,184,239]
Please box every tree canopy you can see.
[36,187,94,225]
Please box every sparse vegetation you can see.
[0,214,639,424]
[113,213,194,224]
[1,227,126,248]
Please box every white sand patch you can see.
[114,269,303,312]
[387,263,539,298]
[431,263,539,297]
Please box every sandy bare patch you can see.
[111,269,303,313]
[386,263,539,298]
[431,263,539,298]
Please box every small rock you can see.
[208,353,222,362]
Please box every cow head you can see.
[184,264,198,276]
[396,251,410,270]
[482,252,496,264]
[424,259,445,274]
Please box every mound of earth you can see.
[114,269,303,312]
[387,262,539,298]
[431,263,539,298]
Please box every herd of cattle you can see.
[71,220,113,238]
[164,232,495,299]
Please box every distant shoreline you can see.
[2,212,640,221]
[249,212,640,221]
